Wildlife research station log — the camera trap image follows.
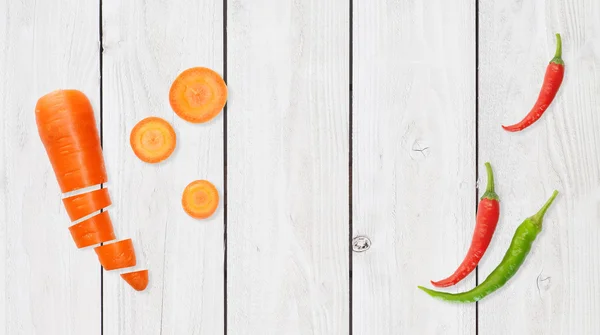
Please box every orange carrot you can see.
[169,67,228,123]
[68,211,116,248]
[129,117,177,163]
[62,188,112,221]
[35,90,107,193]
[94,239,136,270]
[182,180,219,219]
[121,270,149,291]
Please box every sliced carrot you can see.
[94,239,136,270]
[62,188,112,221]
[182,180,219,219]
[35,89,107,193]
[68,211,116,248]
[121,270,149,291]
[129,117,176,163]
[169,67,228,123]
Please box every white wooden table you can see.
[2,0,599,334]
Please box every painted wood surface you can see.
[478,0,600,333]
[226,0,349,333]
[101,0,224,334]
[352,0,476,334]
[0,0,102,334]
[3,0,600,334]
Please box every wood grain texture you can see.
[352,0,476,334]
[479,1,600,333]
[0,0,101,334]
[102,0,224,334]
[1,2,6,330]
[226,0,350,333]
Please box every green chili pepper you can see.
[418,190,559,303]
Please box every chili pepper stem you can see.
[481,162,499,201]
[531,190,559,228]
[551,33,564,65]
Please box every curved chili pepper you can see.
[430,162,500,287]
[502,34,564,132]
[418,190,558,303]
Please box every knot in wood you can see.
[352,236,371,252]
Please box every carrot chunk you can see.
[68,211,116,248]
[62,188,112,221]
[94,239,136,270]
[35,89,107,193]
[121,269,149,291]
[169,67,228,123]
[130,117,176,163]
[182,180,219,219]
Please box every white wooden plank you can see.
[102,0,224,334]
[0,1,101,334]
[353,0,477,333]
[479,0,600,333]
[0,1,6,330]
[227,0,350,333]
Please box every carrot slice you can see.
[94,239,136,270]
[35,89,107,193]
[121,270,149,291]
[182,180,219,219]
[68,211,116,248]
[62,188,112,221]
[169,67,228,123]
[129,117,176,163]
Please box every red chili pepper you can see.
[430,162,500,288]
[502,33,565,132]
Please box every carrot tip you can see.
[121,269,149,291]
[182,180,220,219]
[130,117,176,163]
[169,67,228,123]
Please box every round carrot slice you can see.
[121,269,149,291]
[169,67,227,123]
[182,180,219,219]
[129,117,176,163]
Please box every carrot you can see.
[94,238,136,270]
[35,89,107,193]
[68,211,116,248]
[121,269,149,291]
[36,89,147,290]
[182,180,219,219]
[62,188,112,221]
[130,117,177,163]
[169,67,228,123]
